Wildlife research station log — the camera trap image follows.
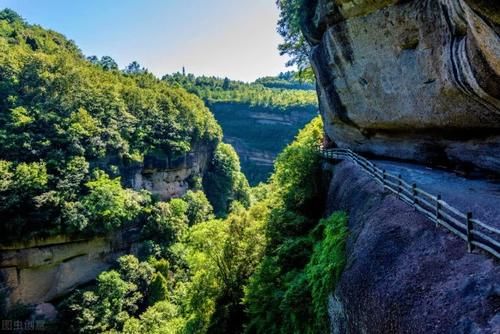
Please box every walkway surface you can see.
[372,160,500,229]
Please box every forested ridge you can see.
[0,5,350,334]
[163,73,317,110]
[0,9,247,242]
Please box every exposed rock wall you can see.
[324,160,499,333]
[128,145,213,200]
[0,226,141,307]
[306,0,500,174]
[209,102,316,184]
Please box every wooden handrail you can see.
[319,148,500,259]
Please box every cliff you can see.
[305,0,500,174]
[0,142,216,308]
[324,160,499,333]
[124,145,213,200]
[0,226,142,308]
[209,102,316,184]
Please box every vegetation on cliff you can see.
[58,116,348,334]
[243,117,348,334]
[1,8,349,334]
[276,0,312,76]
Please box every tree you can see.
[0,8,23,23]
[203,143,250,217]
[276,0,312,74]
[99,56,118,70]
[82,170,146,232]
[87,55,99,65]
[182,190,214,226]
[222,77,230,90]
[142,199,189,244]
[148,273,169,305]
[125,61,145,74]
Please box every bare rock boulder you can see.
[305,0,500,173]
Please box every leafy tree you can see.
[276,0,312,74]
[63,255,155,333]
[148,273,169,305]
[99,55,118,70]
[142,199,189,244]
[67,271,131,333]
[82,170,147,232]
[125,61,145,74]
[203,143,250,217]
[87,55,99,65]
[182,190,214,226]
[0,8,23,23]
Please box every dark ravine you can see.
[305,0,500,175]
[323,160,500,334]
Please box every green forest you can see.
[163,73,317,110]
[0,3,349,334]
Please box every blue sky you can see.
[0,0,292,81]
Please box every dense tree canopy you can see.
[163,73,317,110]
[58,117,347,334]
[0,10,222,241]
[254,71,314,90]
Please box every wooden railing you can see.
[319,148,500,259]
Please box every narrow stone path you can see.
[373,160,500,228]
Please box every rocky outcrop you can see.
[0,226,142,307]
[324,160,499,333]
[129,146,213,200]
[306,0,500,174]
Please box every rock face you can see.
[0,226,142,307]
[210,102,316,184]
[128,145,213,200]
[324,160,500,333]
[306,0,500,174]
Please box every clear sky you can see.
[0,0,293,82]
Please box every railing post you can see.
[466,212,474,253]
[397,174,402,198]
[412,183,417,207]
[435,194,441,227]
